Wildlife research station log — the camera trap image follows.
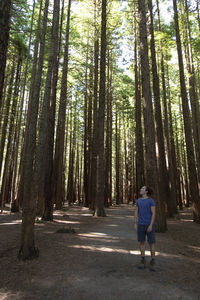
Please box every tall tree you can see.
[181,0,200,182]
[18,0,51,260]
[33,0,60,218]
[156,0,177,215]
[94,0,107,216]
[0,50,22,211]
[90,0,99,210]
[0,0,12,113]
[104,49,113,207]
[83,35,90,207]
[148,0,173,217]
[11,0,36,212]
[138,0,166,231]
[134,9,145,198]
[16,0,47,209]
[173,0,200,223]
[53,0,72,210]
[0,58,16,179]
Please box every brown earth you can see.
[0,204,200,300]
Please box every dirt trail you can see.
[0,204,200,300]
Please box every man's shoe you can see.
[137,257,146,269]
[149,258,156,272]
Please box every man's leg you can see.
[147,226,156,271]
[138,242,146,269]
[137,225,146,269]
[149,243,155,259]
[140,242,146,257]
[149,243,156,271]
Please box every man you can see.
[134,186,156,271]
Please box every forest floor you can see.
[0,203,200,300]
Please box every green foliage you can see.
[10,0,31,56]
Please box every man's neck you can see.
[142,195,148,199]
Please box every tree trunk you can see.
[33,0,60,215]
[83,36,89,207]
[16,0,47,209]
[18,0,50,260]
[181,0,200,182]
[94,0,107,216]
[175,114,183,210]
[123,113,129,204]
[156,0,177,216]
[148,0,173,217]
[196,0,200,34]
[0,58,15,178]
[104,49,112,207]
[53,0,71,210]
[138,0,166,231]
[115,109,120,205]
[104,50,111,207]
[134,13,145,198]
[67,108,74,204]
[0,0,12,112]
[1,53,22,212]
[11,0,36,212]
[87,61,93,207]
[173,0,200,223]
[90,0,99,210]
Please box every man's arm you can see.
[134,206,138,230]
[147,206,156,232]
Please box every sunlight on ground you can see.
[55,220,80,225]
[69,244,160,256]
[108,216,133,220]
[78,232,119,240]
[187,245,200,253]
[68,244,198,262]
[69,245,130,254]
[0,210,12,215]
[0,293,10,300]
[0,220,21,226]
[130,250,160,256]
[65,213,92,217]
[0,291,22,300]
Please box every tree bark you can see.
[18,0,50,260]
[83,36,89,207]
[148,0,173,217]
[33,0,60,216]
[16,0,47,209]
[156,0,178,215]
[173,0,200,223]
[53,0,71,210]
[181,0,200,182]
[138,0,166,231]
[90,0,99,210]
[104,49,112,207]
[1,53,22,212]
[134,12,145,198]
[0,58,15,178]
[94,0,107,216]
[11,0,36,212]
[0,0,12,112]
[115,109,120,205]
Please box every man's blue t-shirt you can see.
[136,197,156,225]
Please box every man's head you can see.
[140,186,153,197]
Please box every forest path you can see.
[0,204,200,299]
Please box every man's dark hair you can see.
[146,186,153,195]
